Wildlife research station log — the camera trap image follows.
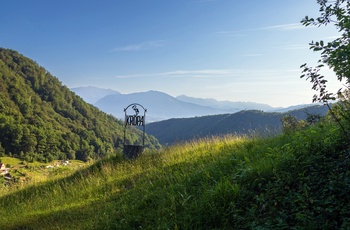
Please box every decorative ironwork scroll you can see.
[123,103,147,158]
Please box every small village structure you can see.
[0,163,9,175]
[123,103,147,159]
[45,160,71,168]
[0,163,12,183]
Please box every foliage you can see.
[300,0,350,102]
[300,0,350,141]
[0,48,160,162]
[281,114,307,134]
[0,115,349,229]
[327,90,350,138]
[281,111,326,134]
[306,111,323,124]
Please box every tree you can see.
[21,127,37,154]
[281,115,306,134]
[300,0,350,103]
[0,142,5,157]
[301,0,350,139]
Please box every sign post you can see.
[123,103,147,159]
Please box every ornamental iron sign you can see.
[124,104,145,126]
[123,103,147,159]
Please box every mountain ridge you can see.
[176,94,276,111]
[94,90,230,122]
[72,87,316,122]
[71,86,120,104]
[145,105,329,145]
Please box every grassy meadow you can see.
[0,118,349,229]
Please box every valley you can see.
[72,86,318,122]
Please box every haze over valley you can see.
[71,86,317,122]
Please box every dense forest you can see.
[146,106,328,145]
[0,48,160,162]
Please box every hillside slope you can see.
[0,117,349,229]
[0,48,160,161]
[146,105,329,145]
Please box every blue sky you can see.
[1,0,341,107]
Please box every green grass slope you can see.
[0,119,349,229]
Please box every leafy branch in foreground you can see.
[300,63,346,136]
[300,0,350,140]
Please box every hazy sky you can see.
[1,0,341,107]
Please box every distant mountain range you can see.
[94,90,233,122]
[176,95,276,111]
[71,86,120,104]
[71,86,316,122]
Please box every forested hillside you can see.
[146,106,328,145]
[0,48,160,162]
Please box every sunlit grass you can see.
[0,135,252,228]
[0,157,22,166]
[0,120,348,229]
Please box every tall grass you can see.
[0,120,349,229]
